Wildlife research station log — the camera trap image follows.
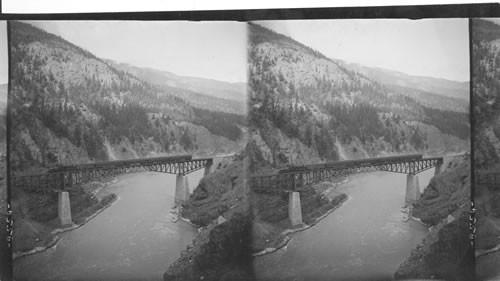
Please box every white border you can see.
[1,0,491,14]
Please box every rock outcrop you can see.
[395,155,473,280]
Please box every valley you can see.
[247,22,472,280]
[8,21,251,281]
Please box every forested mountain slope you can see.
[0,84,6,155]
[472,19,500,281]
[108,62,247,115]
[341,61,469,104]
[248,23,469,172]
[472,19,500,168]
[9,21,246,174]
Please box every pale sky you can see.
[257,19,470,82]
[26,21,248,83]
[0,21,7,85]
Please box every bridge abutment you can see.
[405,174,420,204]
[288,192,303,226]
[175,174,190,204]
[58,191,73,227]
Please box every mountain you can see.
[9,21,246,173]
[0,84,6,155]
[340,61,469,102]
[247,23,469,172]
[109,62,246,102]
[108,62,247,114]
[472,19,500,280]
[472,19,500,168]
[0,84,6,114]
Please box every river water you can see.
[255,169,435,281]
[14,170,204,281]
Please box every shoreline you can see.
[12,177,120,261]
[253,191,349,257]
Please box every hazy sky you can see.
[27,21,247,83]
[0,21,7,85]
[258,19,470,82]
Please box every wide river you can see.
[255,169,435,281]
[14,170,204,281]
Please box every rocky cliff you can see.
[164,154,254,281]
[395,155,473,280]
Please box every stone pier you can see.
[204,161,214,176]
[58,191,73,227]
[434,161,443,177]
[175,174,190,204]
[288,192,303,226]
[405,174,421,204]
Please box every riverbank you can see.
[395,155,474,281]
[252,176,349,255]
[253,193,347,257]
[12,175,119,259]
[163,156,255,281]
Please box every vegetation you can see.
[472,19,500,168]
[192,107,245,142]
[9,21,244,171]
[422,106,470,141]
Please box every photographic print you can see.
[472,18,500,281]
[8,21,252,281]
[247,19,473,281]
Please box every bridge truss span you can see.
[12,156,213,192]
[250,156,444,194]
[377,157,443,175]
[146,158,212,175]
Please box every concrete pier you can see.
[58,191,73,227]
[288,192,303,226]
[405,174,421,204]
[175,174,190,204]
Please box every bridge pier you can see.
[434,161,443,176]
[175,174,190,204]
[405,174,420,204]
[58,191,73,227]
[204,161,214,176]
[288,192,303,226]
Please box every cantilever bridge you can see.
[12,154,217,227]
[250,154,444,226]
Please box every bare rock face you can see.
[249,122,322,172]
[12,124,92,172]
[412,155,470,226]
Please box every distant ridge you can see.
[108,61,247,102]
[337,60,469,101]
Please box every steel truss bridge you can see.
[250,154,443,193]
[12,155,213,192]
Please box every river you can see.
[254,169,435,281]
[13,170,204,281]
